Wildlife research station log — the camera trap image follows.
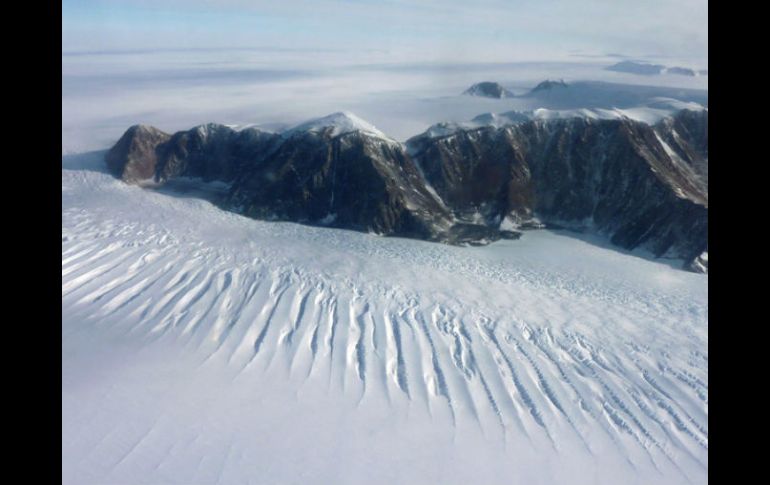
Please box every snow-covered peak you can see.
[418,102,707,139]
[283,111,392,140]
[193,122,232,139]
[421,111,531,138]
[471,111,531,127]
[530,103,707,125]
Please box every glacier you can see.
[62,147,707,484]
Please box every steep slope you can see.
[105,124,171,184]
[106,113,508,244]
[105,110,707,269]
[105,122,281,185]
[157,123,280,183]
[228,116,457,240]
[407,126,535,227]
[654,109,708,187]
[407,115,708,269]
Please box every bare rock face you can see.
[157,124,281,183]
[654,109,708,188]
[463,82,514,99]
[156,123,239,182]
[408,126,534,227]
[229,127,458,240]
[408,115,709,270]
[105,115,501,243]
[105,125,170,184]
[105,123,280,185]
[105,110,707,269]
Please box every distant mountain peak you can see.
[606,61,665,75]
[463,82,514,99]
[530,79,568,93]
[605,61,703,77]
[664,66,696,77]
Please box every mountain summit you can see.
[462,82,514,99]
[282,111,391,140]
[529,79,568,93]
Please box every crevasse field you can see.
[62,53,707,485]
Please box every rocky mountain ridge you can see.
[407,111,708,267]
[105,109,708,272]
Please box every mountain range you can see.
[106,108,708,272]
[606,61,707,77]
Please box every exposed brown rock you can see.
[105,125,170,184]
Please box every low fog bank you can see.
[63,50,707,153]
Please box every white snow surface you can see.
[281,111,392,140]
[421,100,706,139]
[62,151,707,485]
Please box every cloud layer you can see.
[63,0,707,65]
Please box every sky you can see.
[62,0,708,66]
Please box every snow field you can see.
[63,152,707,484]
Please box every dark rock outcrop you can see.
[105,110,707,270]
[407,114,708,270]
[105,125,170,184]
[463,82,514,99]
[105,113,505,244]
[105,122,281,185]
[654,109,708,188]
[228,126,458,240]
[408,126,534,227]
